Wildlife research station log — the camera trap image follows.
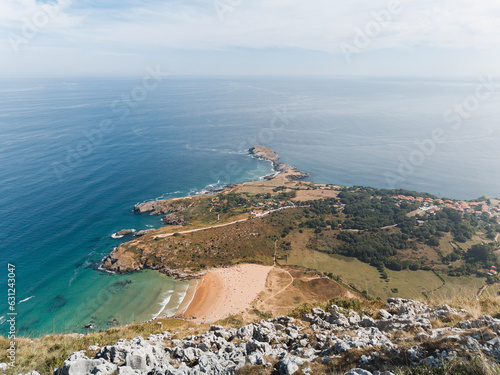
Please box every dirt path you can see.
[477,284,488,298]
[155,205,305,239]
[273,239,278,266]
[495,233,499,242]
[154,218,248,239]
[257,268,294,307]
[380,224,398,230]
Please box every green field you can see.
[286,233,486,301]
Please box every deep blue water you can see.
[1,77,499,336]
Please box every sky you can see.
[1,0,500,77]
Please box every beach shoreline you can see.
[179,264,272,323]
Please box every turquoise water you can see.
[0,77,499,336]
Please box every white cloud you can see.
[55,0,500,53]
[1,0,500,75]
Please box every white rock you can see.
[345,369,372,375]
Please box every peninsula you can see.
[4,146,500,375]
[102,146,500,323]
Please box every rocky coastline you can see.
[37,298,500,375]
[248,145,309,180]
[101,252,206,280]
[134,201,189,215]
[102,146,308,278]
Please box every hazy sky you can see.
[1,0,500,77]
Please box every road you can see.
[155,205,307,239]
[154,218,249,239]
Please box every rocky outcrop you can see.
[112,229,135,238]
[102,249,206,279]
[249,146,280,165]
[134,201,188,215]
[51,298,500,375]
[134,229,155,237]
[101,252,142,274]
[163,213,186,226]
[249,146,309,180]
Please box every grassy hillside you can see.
[105,183,499,302]
[2,292,500,375]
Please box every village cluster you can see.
[392,195,500,218]
[250,201,301,218]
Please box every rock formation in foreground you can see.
[47,298,500,375]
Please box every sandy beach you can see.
[181,264,272,323]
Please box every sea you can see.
[0,76,499,337]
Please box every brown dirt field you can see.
[252,267,353,316]
[232,174,340,202]
[292,188,339,201]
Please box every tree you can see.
[426,236,440,247]
[466,244,496,266]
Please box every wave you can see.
[169,281,197,317]
[111,229,135,239]
[68,269,78,287]
[97,253,116,274]
[156,191,182,200]
[133,191,184,208]
[188,181,228,196]
[187,158,276,196]
[150,290,175,320]
[18,296,35,304]
[0,315,5,325]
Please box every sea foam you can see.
[151,290,176,320]
[18,296,35,304]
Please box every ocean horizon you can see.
[1,76,499,336]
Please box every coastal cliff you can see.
[134,200,190,215]
[102,248,206,279]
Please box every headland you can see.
[101,146,500,326]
